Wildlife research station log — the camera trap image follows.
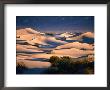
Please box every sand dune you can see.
[30,36,67,45]
[52,48,94,58]
[30,53,65,59]
[16,28,94,71]
[17,28,40,35]
[55,42,94,50]
[82,32,94,38]
[60,32,74,38]
[17,28,67,45]
[29,48,94,58]
[16,44,43,53]
[17,54,32,60]
[66,32,94,41]
[17,60,51,68]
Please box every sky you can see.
[16,16,94,33]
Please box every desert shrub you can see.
[60,56,72,61]
[48,56,94,74]
[58,56,73,71]
[49,56,60,66]
[48,56,75,74]
[16,62,28,74]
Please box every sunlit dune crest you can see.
[16,28,94,59]
[56,42,94,50]
[17,28,67,45]
[52,48,94,58]
[82,32,94,38]
[16,44,43,52]
[17,60,51,68]
[67,32,94,40]
[17,55,32,60]
[30,36,67,45]
[60,32,74,38]
[30,54,65,59]
[17,28,40,35]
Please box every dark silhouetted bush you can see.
[49,56,60,66]
[47,56,94,74]
[16,62,28,74]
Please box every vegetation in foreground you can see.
[16,62,28,74]
[16,56,94,74]
[47,56,94,74]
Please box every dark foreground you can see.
[16,56,94,74]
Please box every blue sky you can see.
[16,16,94,33]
